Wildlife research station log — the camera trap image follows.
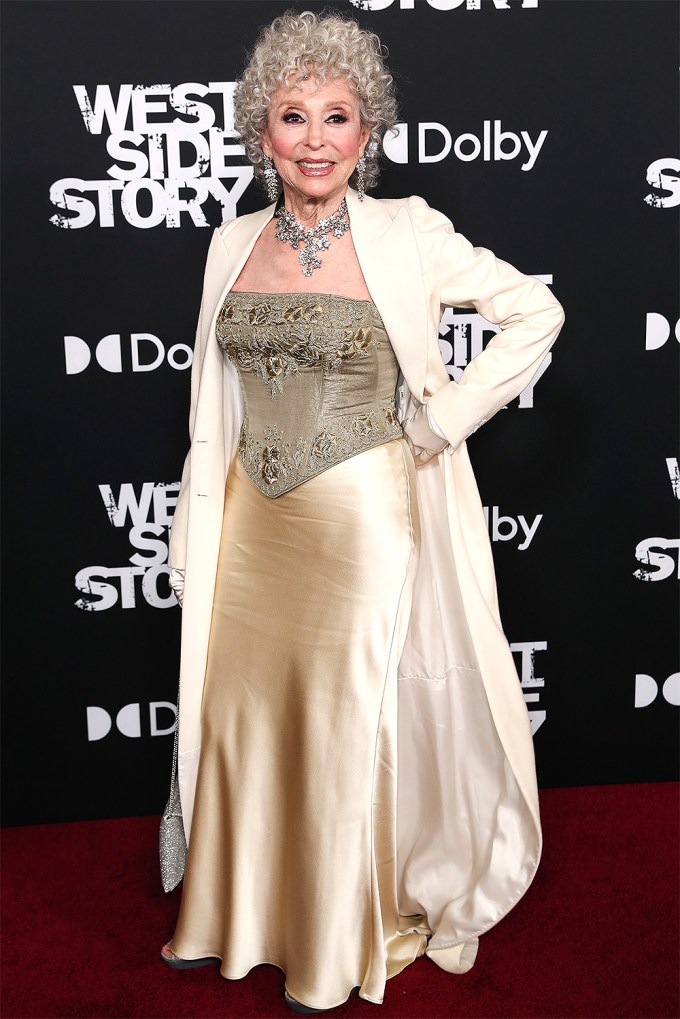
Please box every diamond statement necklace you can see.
[274,198,350,278]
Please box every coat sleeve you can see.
[168,227,231,570]
[409,196,565,450]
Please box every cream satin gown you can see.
[170,293,429,1009]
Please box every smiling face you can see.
[262,75,370,219]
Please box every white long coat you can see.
[167,189,565,973]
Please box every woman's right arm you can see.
[409,196,565,452]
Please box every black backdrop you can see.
[1,0,678,826]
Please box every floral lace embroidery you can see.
[217,294,379,396]
[308,404,401,466]
[239,425,307,492]
[219,292,402,498]
[239,402,401,498]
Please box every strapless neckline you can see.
[228,290,378,310]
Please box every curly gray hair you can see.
[233,9,398,196]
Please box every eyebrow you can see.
[274,97,355,113]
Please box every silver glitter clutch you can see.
[159,699,187,893]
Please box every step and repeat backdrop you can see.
[1,0,677,825]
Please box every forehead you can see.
[269,74,360,110]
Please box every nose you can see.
[303,117,325,150]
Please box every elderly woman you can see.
[159,9,564,1015]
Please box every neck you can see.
[279,187,348,228]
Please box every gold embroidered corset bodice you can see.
[216,292,403,498]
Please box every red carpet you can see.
[1,783,678,1019]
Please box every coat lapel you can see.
[346,190,429,401]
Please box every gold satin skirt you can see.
[171,438,427,1009]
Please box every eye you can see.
[282,112,304,123]
[327,113,348,124]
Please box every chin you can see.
[296,178,347,201]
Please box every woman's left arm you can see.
[410,196,565,451]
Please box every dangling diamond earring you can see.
[263,154,279,203]
[356,155,367,202]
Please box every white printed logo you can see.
[75,482,179,610]
[633,461,680,580]
[350,1,539,11]
[644,158,680,209]
[50,82,252,229]
[511,640,547,734]
[483,506,543,550]
[633,538,680,582]
[438,282,554,408]
[86,702,177,740]
[64,333,192,374]
[645,313,680,349]
[634,674,680,708]
[384,120,547,171]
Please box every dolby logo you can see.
[634,674,680,708]
[383,120,548,171]
[645,313,680,350]
[64,332,192,374]
[86,701,176,741]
